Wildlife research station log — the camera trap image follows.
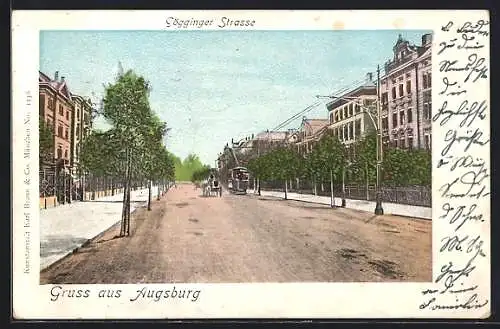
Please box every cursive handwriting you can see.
[439,54,488,83]
[440,203,484,231]
[457,20,490,36]
[421,17,489,314]
[439,169,489,199]
[441,128,490,157]
[433,100,487,128]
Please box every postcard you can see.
[11,10,490,319]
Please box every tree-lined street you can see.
[41,184,431,284]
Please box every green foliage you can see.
[39,117,54,163]
[174,153,207,181]
[310,133,347,181]
[351,132,377,184]
[191,165,214,183]
[383,148,431,186]
[244,129,430,188]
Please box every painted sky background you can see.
[40,30,429,165]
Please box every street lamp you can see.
[316,80,384,214]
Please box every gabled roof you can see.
[301,118,329,134]
[39,71,72,101]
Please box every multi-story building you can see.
[70,94,93,176]
[380,33,432,150]
[39,71,74,169]
[325,77,378,148]
[295,118,330,155]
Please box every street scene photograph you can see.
[38,30,433,284]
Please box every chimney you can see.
[61,76,66,83]
[252,133,254,139]
[54,71,59,81]
[366,72,373,82]
[422,33,432,46]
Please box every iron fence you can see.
[258,178,431,207]
[39,165,138,207]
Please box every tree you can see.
[351,132,377,189]
[101,69,157,236]
[39,118,54,165]
[383,148,431,186]
[309,133,346,206]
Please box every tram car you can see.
[229,167,249,194]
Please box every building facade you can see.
[39,70,94,175]
[325,81,378,148]
[39,71,74,169]
[70,94,93,176]
[294,118,330,155]
[380,33,432,150]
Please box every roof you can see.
[39,71,72,101]
[302,118,329,134]
[254,130,289,141]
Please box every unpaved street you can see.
[41,183,431,284]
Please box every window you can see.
[349,104,353,117]
[355,104,361,113]
[48,97,55,110]
[422,72,432,89]
[364,99,375,108]
[59,105,63,116]
[64,150,68,159]
[382,117,388,130]
[407,108,413,123]
[400,138,406,149]
[57,147,62,159]
[424,135,431,150]
[381,92,388,104]
[64,128,69,140]
[343,107,347,119]
[398,84,404,97]
[406,80,411,94]
[77,108,80,119]
[392,87,397,99]
[400,110,405,125]
[349,122,354,140]
[66,110,69,120]
[424,104,431,120]
[355,119,361,137]
[76,124,80,139]
[343,125,347,140]
[57,125,63,138]
[39,95,45,115]
[408,137,414,150]
[392,113,398,128]
[392,140,398,148]
[330,112,334,123]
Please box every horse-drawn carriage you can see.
[202,174,222,197]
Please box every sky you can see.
[40,30,430,165]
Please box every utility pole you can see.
[374,65,384,215]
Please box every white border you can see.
[12,10,490,319]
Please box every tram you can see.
[228,167,249,194]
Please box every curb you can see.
[40,188,163,273]
[249,191,432,221]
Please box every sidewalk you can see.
[248,189,431,220]
[40,186,159,271]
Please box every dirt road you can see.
[40,183,432,284]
